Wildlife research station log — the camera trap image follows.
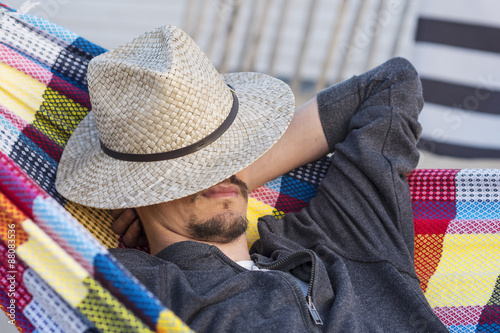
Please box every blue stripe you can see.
[94,253,164,328]
[280,175,318,202]
[475,323,500,332]
[456,201,500,219]
[447,324,477,333]
[411,200,456,220]
[72,37,107,57]
[0,114,65,201]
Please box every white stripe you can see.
[0,16,63,67]
[24,269,93,333]
[419,0,500,28]
[419,103,500,149]
[23,300,66,333]
[455,169,500,201]
[414,43,500,91]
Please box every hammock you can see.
[0,4,499,332]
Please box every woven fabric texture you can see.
[0,4,499,332]
[0,5,191,333]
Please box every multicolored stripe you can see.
[410,169,500,332]
[0,5,193,332]
[0,3,499,332]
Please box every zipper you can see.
[307,295,323,325]
[256,250,323,326]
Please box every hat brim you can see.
[55,72,294,209]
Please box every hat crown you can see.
[87,25,233,155]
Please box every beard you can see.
[187,210,248,244]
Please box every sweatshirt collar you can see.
[154,241,247,272]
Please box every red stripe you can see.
[0,240,27,289]
[251,185,309,215]
[0,105,27,131]
[22,125,63,162]
[48,75,91,109]
[0,264,32,311]
[409,169,459,293]
[275,191,308,213]
[0,44,53,85]
[414,218,450,235]
[0,151,46,217]
[250,186,280,207]
[408,169,459,201]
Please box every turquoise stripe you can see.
[32,196,106,265]
[263,176,282,193]
[16,13,79,43]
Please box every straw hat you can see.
[55,25,294,209]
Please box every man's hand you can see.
[111,209,149,247]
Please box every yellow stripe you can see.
[17,219,88,306]
[64,201,118,249]
[424,233,500,307]
[78,277,154,333]
[157,309,194,333]
[246,197,274,247]
[0,62,45,123]
[432,234,500,273]
[32,86,89,147]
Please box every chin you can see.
[187,211,249,244]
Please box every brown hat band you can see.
[100,88,239,162]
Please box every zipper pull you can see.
[306,295,323,326]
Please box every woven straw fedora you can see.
[55,25,294,209]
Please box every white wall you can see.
[4,0,417,87]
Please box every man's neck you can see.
[147,228,251,262]
[203,235,252,262]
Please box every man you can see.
[56,25,448,332]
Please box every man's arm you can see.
[249,59,421,191]
[314,57,423,262]
[245,97,328,191]
[255,57,423,273]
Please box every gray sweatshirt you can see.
[110,57,449,332]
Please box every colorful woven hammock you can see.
[0,4,499,333]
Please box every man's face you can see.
[145,171,250,244]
